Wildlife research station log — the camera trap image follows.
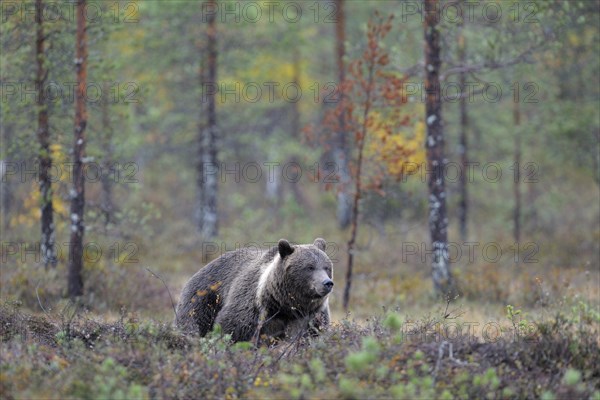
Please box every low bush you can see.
[1,298,598,399]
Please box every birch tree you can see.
[35,0,57,268]
[68,0,88,298]
[424,0,455,296]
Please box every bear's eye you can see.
[308,265,315,271]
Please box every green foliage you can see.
[505,304,534,341]
[80,357,148,400]
[383,313,402,332]
[344,336,381,375]
[1,300,599,399]
[541,390,556,400]
[562,368,581,386]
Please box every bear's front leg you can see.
[215,303,260,342]
[284,316,312,340]
[308,300,331,336]
[251,309,286,345]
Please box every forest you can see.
[0,0,599,398]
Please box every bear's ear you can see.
[313,238,326,251]
[278,239,295,258]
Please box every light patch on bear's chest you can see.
[256,254,279,304]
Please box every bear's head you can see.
[278,238,334,300]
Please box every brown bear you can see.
[175,238,334,342]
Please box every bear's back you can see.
[176,246,271,334]
[184,245,278,295]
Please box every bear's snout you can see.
[322,278,334,293]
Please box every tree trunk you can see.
[513,100,521,246]
[291,48,301,139]
[424,0,455,297]
[594,128,600,185]
[36,0,57,268]
[198,0,219,238]
[342,15,380,310]
[284,47,305,208]
[457,0,468,242]
[525,109,538,234]
[196,41,207,233]
[266,163,281,202]
[334,0,351,229]
[342,60,374,311]
[68,0,87,298]
[100,81,114,228]
[1,156,13,231]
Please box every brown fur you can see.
[175,238,333,342]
